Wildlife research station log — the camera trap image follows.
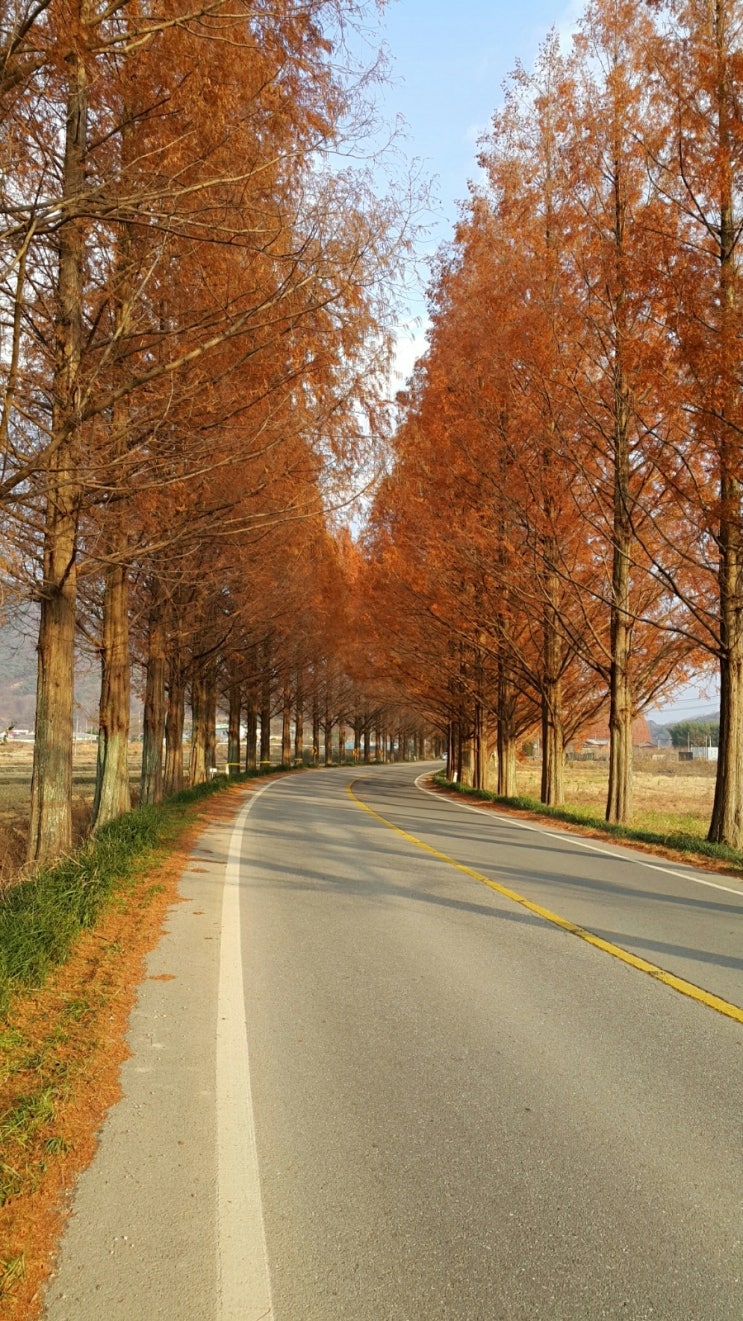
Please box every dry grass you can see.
[0,742,143,890]
[512,753,716,840]
[0,777,283,1317]
[0,814,201,1316]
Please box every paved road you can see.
[44,764,743,1320]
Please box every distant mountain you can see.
[0,619,37,728]
[647,720,673,748]
[0,615,101,731]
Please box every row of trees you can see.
[133,525,433,802]
[362,0,743,848]
[0,0,413,863]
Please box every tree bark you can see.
[189,669,208,786]
[164,662,185,796]
[606,336,634,823]
[227,681,241,775]
[28,29,87,863]
[324,682,332,765]
[540,554,565,807]
[473,698,486,789]
[92,96,138,831]
[603,79,635,825]
[93,560,131,828]
[708,14,743,847]
[140,595,166,805]
[281,678,292,764]
[709,474,743,845]
[540,684,564,807]
[294,670,304,763]
[245,690,258,771]
[496,660,518,797]
[312,691,320,765]
[204,662,217,772]
[260,659,272,766]
[459,732,474,785]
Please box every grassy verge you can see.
[0,763,300,1313]
[0,763,299,1017]
[432,772,743,873]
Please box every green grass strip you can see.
[0,764,300,1016]
[432,772,743,872]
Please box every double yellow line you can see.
[347,781,743,1027]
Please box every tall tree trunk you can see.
[540,683,564,807]
[312,692,320,765]
[29,533,79,862]
[189,669,208,786]
[92,98,138,831]
[460,732,473,785]
[604,97,635,825]
[497,728,517,798]
[454,718,463,782]
[338,718,346,764]
[28,32,87,863]
[541,557,565,807]
[324,683,332,765]
[140,594,166,805]
[281,679,292,764]
[204,662,217,772]
[709,475,743,845]
[497,660,518,797]
[606,367,634,823]
[473,698,484,789]
[709,36,743,847]
[294,670,304,763]
[227,681,241,774]
[260,661,272,766]
[164,662,185,796]
[245,690,258,771]
[93,560,131,827]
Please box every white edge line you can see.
[217,781,276,1321]
[413,774,743,900]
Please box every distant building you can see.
[691,745,718,761]
[570,713,655,758]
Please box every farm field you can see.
[0,742,144,886]
[513,754,716,839]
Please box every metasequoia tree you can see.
[0,0,403,859]
[485,40,581,806]
[364,14,709,815]
[639,0,743,845]
[557,0,701,821]
[474,20,692,817]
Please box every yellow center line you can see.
[346,780,743,1027]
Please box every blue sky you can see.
[358,0,718,722]
[358,0,582,371]
[377,0,579,233]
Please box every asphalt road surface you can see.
[44,763,743,1320]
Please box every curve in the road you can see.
[347,778,743,1027]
